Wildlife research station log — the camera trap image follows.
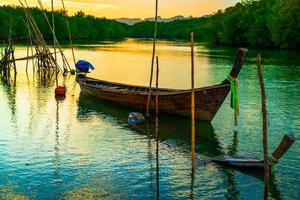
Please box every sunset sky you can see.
[0,0,240,19]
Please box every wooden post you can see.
[23,0,71,73]
[191,32,196,172]
[51,0,57,62]
[146,0,159,118]
[51,0,59,86]
[26,42,29,73]
[8,17,17,76]
[256,54,269,200]
[11,48,17,76]
[61,0,76,66]
[23,15,35,73]
[155,56,160,199]
[20,0,67,80]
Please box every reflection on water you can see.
[78,93,222,157]
[0,184,29,200]
[0,39,299,199]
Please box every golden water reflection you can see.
[1,39,299,199]
[12,39,220,89]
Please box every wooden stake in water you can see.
[257,54,269,199]
[146,0,159,118]
[61,0,76,65]
[51,0,57,62]
[9,17,17,76]
[191,32,196,172]
[155,56,160,199]
[51,0,58,87]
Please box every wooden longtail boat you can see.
[76,48,248,121]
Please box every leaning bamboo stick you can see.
[51,0,57,62]
[11,48,17,75]
[61,0,76,65]
[24,15,35,73]
[22,4,50,52]
[8,17,17,76]
[23,16,30,73]
[191,32,196,172]
[35,0,71,71]
[29,30,35,73]
[146,0,159,118]
[26,40,29,73]
[51,0,58,87]
[21,0,68,73]
[257,54,269,200]
[10,50,63,62]
[22,5,62,73]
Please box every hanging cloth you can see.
[227,75,239,126]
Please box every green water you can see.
[0,39,299,199]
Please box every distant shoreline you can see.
[3,38,300,53]
[0,0,299,50]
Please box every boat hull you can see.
[76,48,248,121]
[77,77,230,121]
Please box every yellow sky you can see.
[0,0,240,18]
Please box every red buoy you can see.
[55,86,66,96]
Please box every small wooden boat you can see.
[212,134,295,170]
[76,48,248,121]
[213,156,264,169]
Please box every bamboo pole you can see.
[9,17,17,76]
[9,51,62,62]
[20,0,63,74]
[30,32,35,73]
[51,0,57,62]
[26,40,29,73]
[256,54,269,200]
[35,0,71,71]
[191,32,196,172]
[11,48,17,76]
[24,17,30,73]
[23,15,35,73]
[21,4,51,53]
[8,17,12,48]
[146,0,159,118]
[61,0,76,66]
[23,0,70,72]
[51,0,58,87]
[155,56,160,200]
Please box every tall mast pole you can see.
[155,56,160,199]
[51,0,57,62]
[146,0,158,118]
[61,0,76,66]
[257,54,269,199]
[191,32,195,172]
[51,0,58,87]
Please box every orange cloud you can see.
[0,0,239,18]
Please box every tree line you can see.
[0,5,129,41]
[0,0,299,50]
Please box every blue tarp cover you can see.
[75,60,95,71]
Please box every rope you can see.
[64,80,76,89]
[227,75,239,126]
[268,155,277,175]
